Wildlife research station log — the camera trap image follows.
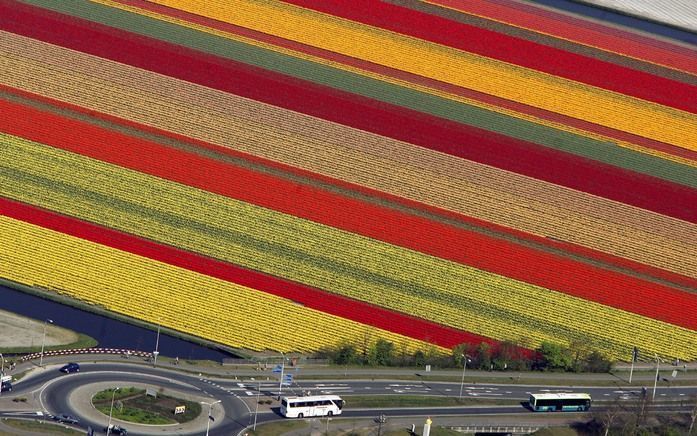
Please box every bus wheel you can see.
[298,413,304,419]
[327,411,333,416]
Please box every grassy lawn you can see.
[0,418,84,435]
[92,387,202,425]
[532,427,580,436]
[244,419,309,435]
[343,395,519,408]
[383,427,465,435]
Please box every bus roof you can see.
[282,395,342,401]
[530,393,591,400]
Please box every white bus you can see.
[280,395,344,418]
[529,393,591,412]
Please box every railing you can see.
[19,348,152,362]
[447,425,542,434]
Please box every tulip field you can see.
[0,0,695,358]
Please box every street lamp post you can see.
[153,320,161,367]
[39,319,53,367]
[278,352,285,401]
[0,353,4,397]
[252,378,260,431]
[106,387,120,436]
[458,354,471,399]
[652,354,661,401]
[201,399,221,436]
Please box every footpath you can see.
[0,353,695,436]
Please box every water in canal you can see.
[0,285,234,361]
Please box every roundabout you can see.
[66,382,217,432]
[31,362,249,435]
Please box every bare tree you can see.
[688,394,697,435]
[631,387,649,436]
[568,338,592,371]
[595,397,623,436]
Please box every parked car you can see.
[0,381,11,392]
[59,362,80,373]
[105,424,128,435]
[52,413,79,424]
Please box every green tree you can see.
[451,343,468,367]
[368,339,394,366]
[334,343,359,365]
[536,341,573,371]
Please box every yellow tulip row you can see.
[2,135,695,360]
[0,215,437,354]
[133,0,697,150]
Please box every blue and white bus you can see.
[529,393,591,412]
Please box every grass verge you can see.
[92,387,202,425]
[343,395,519,408]
[244,419,309,435]
[0,418,83,435]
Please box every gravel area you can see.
[0,309,78,348]
[576,0,697,32]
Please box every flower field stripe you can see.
[389,0,697,87]
[9,0,697,153]
[1,7,695,223]
[421,0,697,75]
[2,125,697,338]
[81,0,697,167]
[0,209,450,353]
[2,139,696,361]
[109,0,697,150]
[3,83,695,294]
[1,53,695,283]
[147,0,697,120]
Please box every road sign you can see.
[272,365,282,373]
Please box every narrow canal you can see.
[0,285,234,361]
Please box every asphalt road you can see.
[2,361,697,435]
